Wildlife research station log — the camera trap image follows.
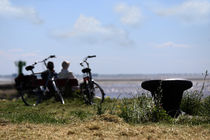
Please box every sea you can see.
[80,74,210,98]
[1,74,210,98]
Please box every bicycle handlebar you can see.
[88,55,96,58]
[84,55,96,61]
[27,55,56,67]
[80,55,96,67]
[49,55,56,58]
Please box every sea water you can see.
[1,74,210,98]
[91,74,210,98]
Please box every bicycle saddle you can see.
[82,68,91,73]
[25,65,34,71]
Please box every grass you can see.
[0,94,210,139]
[0,93,210,125]
[0,70,210,139]
[0,98,96,124]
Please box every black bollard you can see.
[141,79,193,117]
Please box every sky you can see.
[0,0,210,75]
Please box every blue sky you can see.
[0,0,210,75]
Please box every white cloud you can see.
[0,0,43,24]
[53,14,134,47]
[114,3,144,26]
[156,0,210,23]
[156,42,190,48]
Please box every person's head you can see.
[62,61,70,70]
[47,61,54,71]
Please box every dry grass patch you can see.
[0,115,209,140]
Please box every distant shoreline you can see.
[94,78,209,82]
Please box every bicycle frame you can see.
[80,55,105,105]
[80,55,96,83]
[16,55,65,105]
[26,55,56,94]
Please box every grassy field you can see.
[0,94,210,139]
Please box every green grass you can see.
[0,93,209,126]
[1,71,209,126]
[0,98,95,124]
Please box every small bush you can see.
[117,94,171,123]
[151,106,172,122]
[181,70,208,116]
[203,96,210,116]
[181,90,203,115]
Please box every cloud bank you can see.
[155,0,210,23]
[0,0,43,24]
[114,3,143,26]
[53,14,134,47]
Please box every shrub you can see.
[180,70,208,116]
[151,106,172,122]
[117,94,171,123]
[203,96,210,116]
[118,95,151,123]
[181,90,203,115]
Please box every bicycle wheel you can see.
[80,82,93,105]
[92,81,105,104]
[18,89,42,106]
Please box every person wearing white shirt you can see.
[58,61,75,79]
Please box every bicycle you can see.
[79,55,105,105]
[15,55,65,106]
